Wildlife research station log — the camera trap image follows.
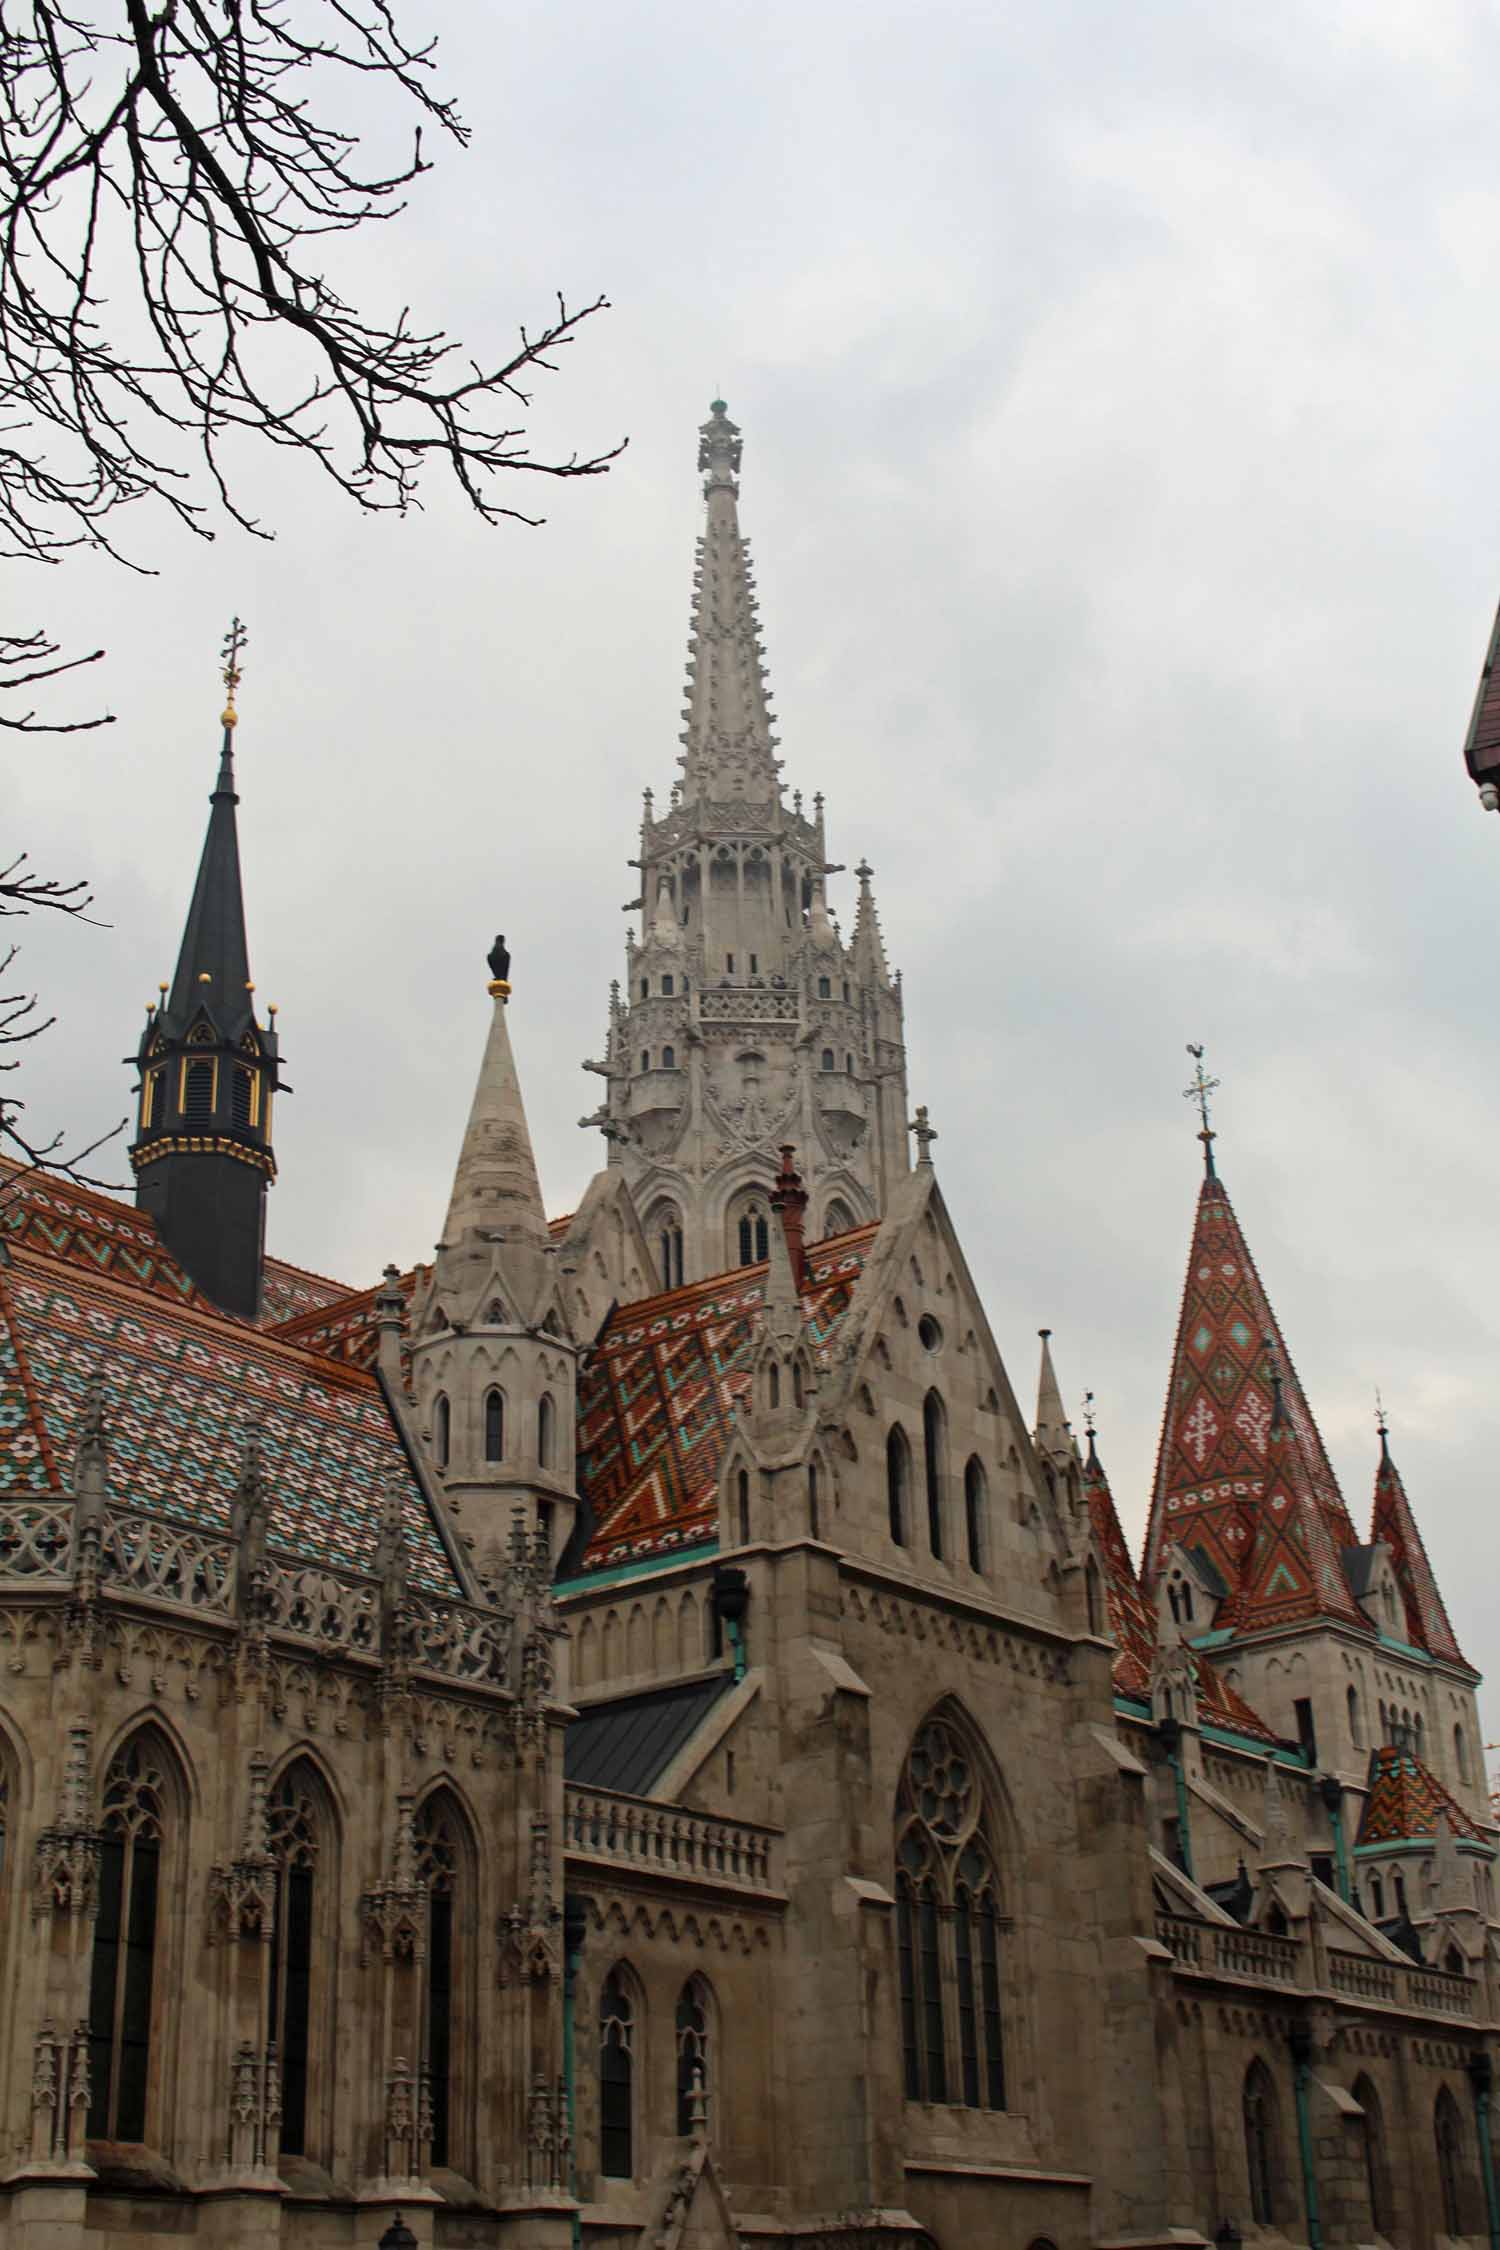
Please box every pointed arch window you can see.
[887,1425,910,1547]
[821,1047,835,1071]
[1085,1557,1103,1636]
[964,1457,986,1573]
[662,1044,676,1070]
[675,1976,712,2136]
[484,1389,505,1463]
[923,1391,946,1559]
[267,1765,327,2158]
[824,1198,855,1238]
[1243,2060,1280,2225]
[894,1715,1007,2110]
[808,1460,820,1540]
[599,1968,635,2178]
[1455,1724,1470,1784]
[737,1468,750,1546]
[87,1734,168,2142]
[416,1792,469,2172]
[736,1202,770,1266]
[653,1203,685,1291]
[1369,1872,1385,1919]
[1351,2075,1388,2234]
[435,1394,451,1470]
[1348,1685,1364,1750]
[538,1393,555,1471]
[1436,2086,1466,2235]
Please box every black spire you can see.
[129,622,285,1319]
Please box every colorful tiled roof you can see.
[0,1173,461,1596]
[1084,1445,1155,1700]
[259,1254,355,1328]
[1356,1746,1486,1847]
[1,1163,217,1314]
[1370,1439,1469,1669]
[1193,1656,1283,1747]
[575,1225,877,1574]
[1143,1172,1366,1635]
[272,1264,432,1374]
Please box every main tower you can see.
[582,401,909,1284]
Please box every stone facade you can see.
[0,403,1494,2250]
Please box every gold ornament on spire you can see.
[220,616,248,730]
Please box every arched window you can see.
[662,1044,676,1070]
[894,1714,1006,2109]
[640,978,649,1000]
[1085,1557,1103,1636]
[599,1969,636,2178]
[1348,1685,1364,1750]
[416,1791,470,2172]
[792,1360,804,1408]
[1352,2075,1388,2234]
[821,1048,834,1071]
[661,973,674,996]
[768,1363,780,1409]
[1369,1872,1385,1919]
[824,1198,855,1238]
[845,1053,854,1074]
[231,1065,256,1127]
[735,1200,770,1266]
[1436,2086,1466,2236]
[87,1733,169,2142]
[484,1389,505,1463]
[1455,1724,1470,1784]
[964,1457,986,1574]
[887,1425,910,1547]
[1243,2059,1280,2225]
[808,1460,820,1540]
[923,1391,946,1559]
[652,1205,685,1292]
[183,1056,215,1122]
[538,1393,555,1470]
[736,1468,750,1546]
[640,1050,651,1074]
[435,1394,450,1469]
[267,1762,332,2159]
[675,1976,712,2135]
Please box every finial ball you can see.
[710,398,727,415]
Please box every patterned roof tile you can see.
[1370,1442,1469,1670]
[1356,1745,1485,1847]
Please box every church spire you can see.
[440,937,550,1275]
[678,400,783,804]
[1034,1327,1074,1467]
[129,621,282,1320]
[1369,1413,1470,1668]
[851,860,894,991]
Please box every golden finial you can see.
[220,616,248,730]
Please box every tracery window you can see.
[824,1198,855,1238]
[735,1201,770,1266]
[484,1389,505,1463]
[887,1426,910,1547]
[599,1968,636,2178]
[652,1204,685,1291]
[1436,2086,1465,2235]
[267,1765,324,2158]
[894,1716,1006,2110]
[675,1976,712,2135]
[415,1792,466,2171]
[1243,2060,1279,2225]
[87,1735,168,2142]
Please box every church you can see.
[0,401,1493,2250]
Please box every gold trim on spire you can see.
[220,615,248,730]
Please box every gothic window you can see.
[845,1053,854,1074]
[1085,1557,1103,1636]
[768,1363,780,1409]
[415,1792,469,2171]
[1349,1685,1364,1750]
[792,1361,804,1408]
[1455,1724,1470,1784]
[87,1733,169,2142]
[268,1764,328,2159]
[1243,2060,1280,2225]
[734,1201,770,1266]
[640,978,648,999]
[641,1050,651,1074]
[599,1968,636,2178]
[1369,1873,1385,1919]
[140,1070,160,1130]
[231,1065,257,1127]
[538,1393,555,1470]
[484,1389,505,1463]
[963,1457,986,1574]
[182,1055,215,1121]
[887,1425,910,1547]
[736,1468,750,1546]
[923,1391,946,1559]
[894,1715,1007,2110]
[435,1394,450,1469]
[662,973,674,996]
[808,1460,820,1539]
[824,1198,855,1237]
[1435,2087,1465,2235]
[817,976,831,998]
[1352,2075,1389,2234]
[821,1048,834,1071]
[675,1976,712,2135]
[662,1044,676,1070]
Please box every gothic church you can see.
[0,403,1494,2250]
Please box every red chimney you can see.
[771,1144,809,1293]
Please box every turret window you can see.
[435,1394,451,1469]
[737,1468,750,1545]
[817,976,831,998]
[821,1048,834,1071]
[662,1044,676,1070]
[538,1393,555,1470]
[1436,2088,1466,2235]
[734,1201,770,1266]
[808,1460,820,1539]
[231,1065,257,1127]
[1455,1724,1470,1783]
[842,980,850,1001]
[845,1053,854,1074]
[484,1390,505,1462]
[887,1425,911,1547]
[140,1071,162,1131]
[182,1056,215,1121]
[661,973,674,995]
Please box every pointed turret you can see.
[850,861,894,991]
[1034,1328,1075,1471]
[1369,1419,1469,1667]
[129,621,283,1319]
[678,401,783,805]
[1081,1421,1156,1701]
[409,940,581,1564]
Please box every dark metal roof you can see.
[565,1675,733,1797]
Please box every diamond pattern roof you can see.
[575,1226,876,1574]
[1356,1746,1485,1847]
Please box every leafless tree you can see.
[2,0,618,1182]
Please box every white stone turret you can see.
[410,943,580,1563]
[582,402,911,1281]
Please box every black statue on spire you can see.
[489,934,511,984]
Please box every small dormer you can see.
[1343,1541,1402,1639]
[1155,1544,1225,1644]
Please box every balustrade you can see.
[564,1784,778,1892]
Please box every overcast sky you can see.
[15,0,1500,1747]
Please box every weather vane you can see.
[221,616,248,729]
[1183,1042,1220,1176]
[1375,1386,1388,1440]
[1083,1390,1096,1436]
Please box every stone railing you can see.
[0,1500,73,1580]
[1155,1914,1299,1984]
[100,1511,236,1615]
[564,1785,779,1894]
[403,1590,510,1686]
[259,1555,379,1654]
[1329,1949,1476,2021]
[697,990,799,1023]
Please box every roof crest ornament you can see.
[1183,1043,1220,1179]
[220,616,247,731]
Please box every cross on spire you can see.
[908,1105,938,1164]
[220,617,247,729]
[1183,1042,1221,1178]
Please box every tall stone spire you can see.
[582,402,911,1281]
[678,401,783,805]
[130,620,283,1319]
[441,938,549,1265]
[850,861,894,992]
[1034,1329,1074,1469]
